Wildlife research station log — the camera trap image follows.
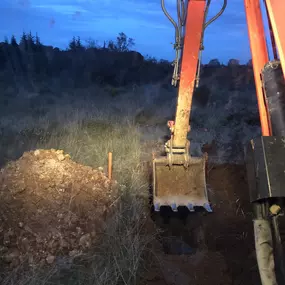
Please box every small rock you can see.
[104,180,110,188]
[98,167,104,172]
[76,227,82,234]
[79,233,91,248]
[21,237,30,251]
[34,150,40,156]
[46,254,55,264]
[57,154,65,161]
[69,249,82,257]
[57,213,63,219]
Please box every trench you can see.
[148,164,262,285]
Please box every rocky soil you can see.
[0,149,118,272]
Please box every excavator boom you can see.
[153,0,211,213]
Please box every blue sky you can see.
[0,0,272,63]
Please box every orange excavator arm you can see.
[152,0,228,214]
[171,0,285,144]
[154,0,285,284]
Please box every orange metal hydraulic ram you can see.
[173,0,206,147]
[265,0,285,79]
[244,0,271,136]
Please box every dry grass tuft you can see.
[1,196,155,285]
[70,196,155,285]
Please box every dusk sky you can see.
[1,0,272,64]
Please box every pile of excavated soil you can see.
[0,149,119,270]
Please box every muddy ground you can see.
[146,164,267,285]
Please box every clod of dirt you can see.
[0,149,119,270]
[46,254,55,264]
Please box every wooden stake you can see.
[108,152,112,180]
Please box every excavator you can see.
[152,0,285,284]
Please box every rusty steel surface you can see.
[244,0,271,136]
[265,0,285,79]
[173,0,206,147]
[152,155,211,212]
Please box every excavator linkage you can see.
[153,0,213,212]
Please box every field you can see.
[0,38,270,284]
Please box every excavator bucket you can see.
[152,155,212,212]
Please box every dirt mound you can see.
[0,149,118,270]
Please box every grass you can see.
[0,78,262,284]
[2,197,154,285]
[0,91,158,285]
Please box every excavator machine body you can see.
[152,0,212,212]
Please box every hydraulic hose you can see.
[253,202,278,285]
[254,219,278,285]
[204,0,227,30]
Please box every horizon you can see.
[1,0,274,64]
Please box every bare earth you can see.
[146,164,263,285]
[0,149,118,271]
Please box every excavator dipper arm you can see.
[152,0,213,213]
[153,0,228,213]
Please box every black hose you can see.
[161,0,180,44]
[204,0,227,30]
[196,0,227,87]
[161,0,227,87]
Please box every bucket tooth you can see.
[171,203,178,212]
[187,203,195,212]
[154,203,160,212]
[203,203,212,212]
